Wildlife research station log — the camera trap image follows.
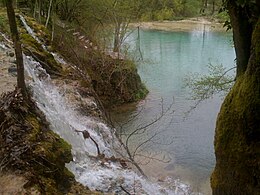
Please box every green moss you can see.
[26,115,40,141]
[0,90,80,194]
[22,109,74,194]
[52,25,148,108]
[211,19,260,195]
[0,9,9,34]
[38,176,61,195]
[20,33,63,76]
[211,72,260,194]
[134,83,149,101]
[31,128,74,193]
[24,16,52,45]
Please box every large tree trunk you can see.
[211,14,260,195]
[5,0,27,98]
[227,0,252,77]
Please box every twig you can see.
[75,130,101,156]
[120,185,132,195]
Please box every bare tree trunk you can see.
[45,0,53,28]
[211,0,215,15]
[33,0,37,18]
[5,0,27,98]
[113,23,120,53]
[38,0,42,23]
[200,0,208,14]
[51,18,55,41]
[204,0,208,8]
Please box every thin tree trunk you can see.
[45,0,53,28]
[211,0,215,15]
[204,0,208,8]
[38,0,41,23]
[113,23,120,53]
[33,0,37,18]
[51,18,55,41]
[5,0,27,98]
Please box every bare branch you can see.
[120,185,131,195]
[75,129,101,156]
[132,133,157,158]
[112,98,175,178]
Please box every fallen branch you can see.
[120,185,131,195]
[75,129,101,156]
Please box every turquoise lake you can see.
[113,28,236,194]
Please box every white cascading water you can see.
[12,16,196,194]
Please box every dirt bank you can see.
[133,17,226,32]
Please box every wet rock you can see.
[0,43,9,50]
[8,65,17,76]
[8,52,14,57]
[9,59,16,64]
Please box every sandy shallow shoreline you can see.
[132,17,226,32]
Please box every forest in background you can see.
[0,0,228,54]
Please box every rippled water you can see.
[112,28,235,194]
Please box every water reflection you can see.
[113,29,235,194]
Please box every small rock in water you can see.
[8,65,17,76]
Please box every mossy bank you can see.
[52,23,148,108]
[0,9,147,194]
[0,90,96,194]
[211,18,260,195]
[16,12,148,108]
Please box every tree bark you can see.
[45,0,53,28]
[5,0,27,98]
[211,6,260,195]
[227,0,252,77]
[211,0,215,15]
[113,22,120,53]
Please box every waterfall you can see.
[23,53,192,195]
[17,15,194,195]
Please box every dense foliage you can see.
[8,0,224,51]
[14,0,222,22]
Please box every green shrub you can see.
[216,11,230,23]
[154,8,175,21]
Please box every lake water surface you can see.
[112,28,235,194]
